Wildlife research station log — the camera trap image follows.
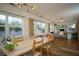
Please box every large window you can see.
[0,14,6,41]
[50,24,54,32]
[0,14,6,25]
[8,16,22,36]
[0,14,22,41]
[8,16,22,27]
[34,21,48,35]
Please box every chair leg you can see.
[41,47,42,56]
[47,48,49,56]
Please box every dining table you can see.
[0,37,51,56]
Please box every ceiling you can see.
[29,3,79,23]
[0,3,79,24]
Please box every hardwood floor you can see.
[21,38,79,56]
[43,38,79,56]
[53,38,79,51]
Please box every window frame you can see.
[0,12,23,39]
[34,20,48,35]
[0,14,6,40]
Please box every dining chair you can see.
[32,36,43,56]
[43,33,55,56]
[13,36,24,47]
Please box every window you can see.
[9,27,22,36]
[0,14,6,25]
[0,14,6,41]
[8,16,22,27]
[8,16,22,36]
[34,21,48,35]
[0,14,22,41]
[68,24,76,32]
[70,24,76,28]
[50,24,54,32]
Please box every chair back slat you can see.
[33,36,43,56]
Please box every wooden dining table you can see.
[0,37,50,56]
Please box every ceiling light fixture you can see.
[59,16,64,23]
[27,10,30,15]
[31,5,36,10]
[60,19,64,22]
[10,3,36,15]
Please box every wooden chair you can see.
[32,36,43,56]
[13,36,24,47]
[43,33,55,56]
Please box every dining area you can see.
[0,3,79,56]
[0,33,55,56]
[0,32,79,56]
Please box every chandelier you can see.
[60,16,64,23]
[57,16,64,23]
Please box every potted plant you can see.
[5,42,14,51]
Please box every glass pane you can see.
[0,27,5,41]
[8,16,22,27]
[0,14,6,25]
[41,23,45,33]
[35,22,42,35]
[34,21,47,35]
[9,27,22,36]
[50,24,54,32]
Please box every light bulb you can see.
[60,19,64,22]
[31,5,36,10]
